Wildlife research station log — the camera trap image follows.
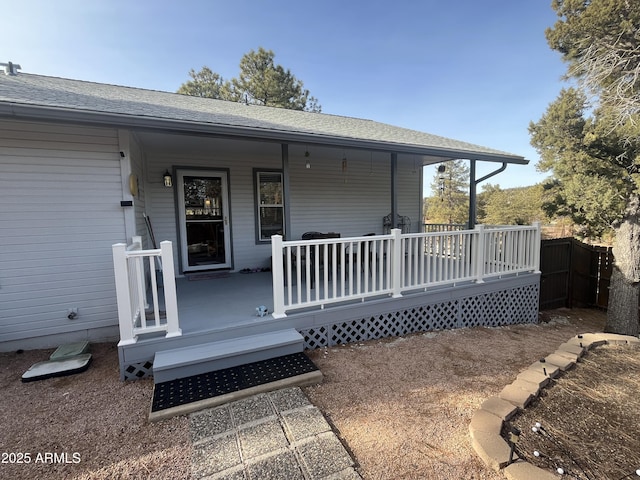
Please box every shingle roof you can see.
[0,73,526,164]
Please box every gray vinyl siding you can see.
[143,138,283,273]
[0,119,125,346]
[288,149,421,238]
[143,139,420,273]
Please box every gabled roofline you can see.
[0,102,528,165]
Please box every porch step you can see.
[152,329,304,384]
[149,352,322,421]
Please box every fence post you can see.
[533,221,542,274]
[474,224,486,283]
[160,241,181,338]
[271,235,287,318]
[112,243,136,346]
[391,228,403,298]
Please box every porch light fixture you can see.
[305,147,311,169]
[163,170,173,187]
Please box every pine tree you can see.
[177,48,321,112]
[424,160,469,225]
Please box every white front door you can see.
[177,169,232,272]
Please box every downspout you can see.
[468,160,507,228]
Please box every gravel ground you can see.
[0,308,606,479]
[303,308,606,479]
[0,342,190,480]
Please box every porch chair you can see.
[299,231,342,288]
[383,213,411,234]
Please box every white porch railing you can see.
[422,223,467,232]
[271,223,541,317]
[112,236,181,346]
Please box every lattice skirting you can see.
[300,282,540,349]
[122,359,154,381]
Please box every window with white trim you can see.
[255,171,284,242]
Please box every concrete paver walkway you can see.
[189,387,361,479]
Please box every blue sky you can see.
[4,0,567,193]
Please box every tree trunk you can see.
[605,195,640,336]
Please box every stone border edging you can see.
[469,332,640,479]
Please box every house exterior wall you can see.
[287,147,421,238]
[0,119,127,350]
[142,138,422,274]
[143,138,283,272]
[0,120,423,350]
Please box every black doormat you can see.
[151,352,319,412]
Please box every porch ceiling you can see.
[136,131,496,168]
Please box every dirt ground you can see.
[303,308,608,480]
[507,342,640,480]
[0,308,610,479]
[0,342,191,480]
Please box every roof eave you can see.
[0,102,528,165]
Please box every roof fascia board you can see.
[0,102,528,165]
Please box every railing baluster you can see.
[286,246,293,307]
[149,255,160,327]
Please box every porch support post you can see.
[118,130,137,241]
[160,241,181,338]
[271,234,287,318]
[468,160,477,229]
[113,243,136,346]
[281,144,291,240]
[391,152,398,228]
[391,228,403,298]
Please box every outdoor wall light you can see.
[163,170,173,187]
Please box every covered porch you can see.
[114,224,542,379]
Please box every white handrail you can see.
[271,223,541,317]
[112,239,181,345]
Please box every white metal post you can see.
[271,235,287,318]
[391,228,403,298]
[474,224,486,283]
[160,241,181,338]
[113,243,136,346]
